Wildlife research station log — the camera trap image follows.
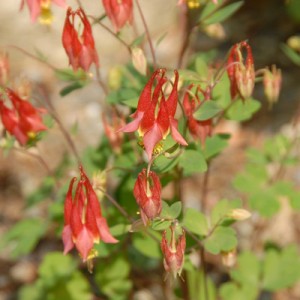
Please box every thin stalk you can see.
[200,246,209,300]
[75,0,83,7]
[7,45,56,71]
[36,86,81,164]
[91,16,132,54]
[135,0,157,69]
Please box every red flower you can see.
[119,69,187,159]
[0,88,47,145]
[183,85,212,145]
[62,7,99,72]
[62,166,118,263]
[133,169,162,226]
[20,0,67,23]
[161,225,186,278]
[102,0,133,32]
[227,41,255,100]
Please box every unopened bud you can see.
[287,35,300,52]
[204,23,226,40]
[13,77,32,100]
[221,249,237,268]
[131,47,147,76]
[263,65,282,108]
[108,66,123,90]
[228,208,251,221]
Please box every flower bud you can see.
[228,208,251,221]
[221,249,237,268]
[161,225,186,278]
[133,169,162,225]
[131,47,147,76]
[263,65,282,108]
[287,35,300,52]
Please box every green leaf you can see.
[179,149,207,176]
[130,33,145,47]
[231,251,260,287]
[262,246,300,291]
[182,207,209,236]
[1,219,47,258]
[193,101,222,121]
[151,219,172,231]
[204,226,237,254]
[59,81,86,96]
[55,68,87,82]
[160,201,182,220]
[210,199,241,226]
[220,282,258,300]
[226,98,261,121]
[248,188,280,217]
[153,154,180,173]
[202,1,244,25]
[203,134,229,160]
[133,234,161,259]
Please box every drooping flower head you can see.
[20,0,67,24]
[227,41,255,100]
[119,69,187,159]
[62,7,99,72]
[133,168,162,226]
[183,84,212,145]
[263,65,282,108]
[0,88,47,145]
[102,0,133,32]
[161,224,186,278]
[62,166,118,269]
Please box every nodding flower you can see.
[20,0,67,24]
[102,0,133,32]
[133,168,162,226]
[0,88,47,145]
[161,225,186,278]
[227,41,255,100]
[62,166,118,270]
[119,69,187,159]
[183,84,212,145]
[62,7,99,72]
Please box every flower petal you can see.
[97,217,118,244]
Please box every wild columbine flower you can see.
[62,166,118,270]
[20,0,67,24]
[0,88,47,145]
[119,69,187,159]
[227,41,255,100]
[263,65,282,108]
[161,225,186,278]
[62,7,99,72]
[102,0,133,32]
[133,168,162,226]
[183,85,212,145]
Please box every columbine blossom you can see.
[119,69,187,159]
[102,0,133,32]
[62,7,99,72]
[183,85,212,145]
[0,88,47,145]
[227,41,255,100]
[133,169,162,226]
[62,166,118,265]
[161,225,186,278]
[20,0,67,24]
